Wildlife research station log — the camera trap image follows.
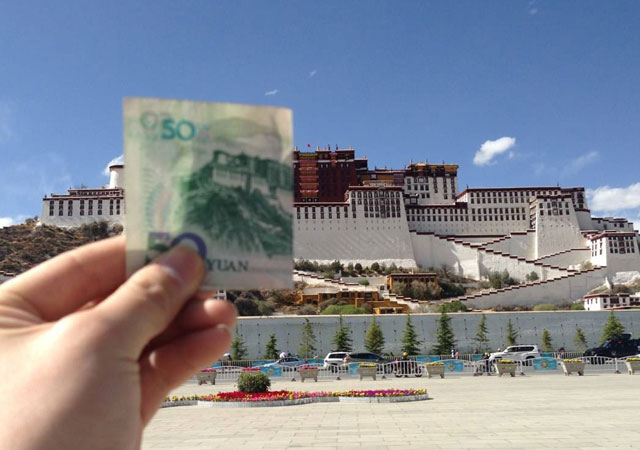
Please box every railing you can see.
[200,355,631,383]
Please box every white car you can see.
[489,345,541,365]
[323,352,349,371]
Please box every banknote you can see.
[123,97,293,289]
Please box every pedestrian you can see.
[400,351,410,377]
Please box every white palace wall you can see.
[536,248,591,268]
[483,232,536,260]
[464,267,606,309]
[233,310,640,358]
[535,204,586,259]
[478,251,564,281]
[294,205,417,267]
[409,233,480,278]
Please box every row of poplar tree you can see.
[229,311,628,360]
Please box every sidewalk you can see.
[143,374,640,449]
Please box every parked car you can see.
[489,345,541,365]
[344,352,394,373]
[324,351,393,372]
[324,352,349,371]
[262,356,308,371]
[584,334,640,359]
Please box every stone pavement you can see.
[142,373,640,449]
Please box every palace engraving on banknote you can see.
[124,97,293,289]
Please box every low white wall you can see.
[233,310,640,358]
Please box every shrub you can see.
[234,298,261,316]
[526,271,539,282]
[358,279,370,286]
[533,303,559,311]
[580,261,594,270]
[321,304,366,315]
[237,372,271,393]
[570,303,585,311]
[438,300,468,313]
[439,280,465,298]
[296,305,317,315]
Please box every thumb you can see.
[94,245,205,356]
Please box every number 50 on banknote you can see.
[123,97,293,289]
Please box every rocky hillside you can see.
[0,220,119,275]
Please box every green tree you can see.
[354,263,363,273]
[359,279,370,286]
[230,331,248,360]
[473,314,490,353]
[401,314,421,355]
[264,333,279,360]
[332,315,353,351]
[364,316,385,355]
[574,327,588,351]
[299,318,317,358]
[433,312,456,355]
[329,260,343,274]
[505,319,519,346]
[600,311,625,344]
[541,329,553,352]
[371,262,381,272]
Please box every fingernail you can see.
[155,246,204,285]
[215,323,233,338]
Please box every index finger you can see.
[0,236,126,321]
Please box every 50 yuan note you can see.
[123,97,293,289]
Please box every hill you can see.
[0,220,120,275]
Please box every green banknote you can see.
[123,98,293,289]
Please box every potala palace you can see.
[41,147,640,309]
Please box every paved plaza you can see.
[143,373,640,450]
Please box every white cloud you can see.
[587,183,640,212]
[0,215,28,227]
[473,137,516,166]
[103,155,124,176]
[0,217,14,227]
[564,151,598,175]
[264,89,279,96]
[0,102,13,141]
[528,0,538,15]
[309,69,317,78]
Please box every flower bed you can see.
[298,365,320,382]
[625,358,640,375]
[560,358,585,376]
[196,368,217,385]
[495,359,517,377]
[162,389,429,408]
[426,362,445,379]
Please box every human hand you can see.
[0,236,237,450]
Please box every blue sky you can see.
[1,1,639,226]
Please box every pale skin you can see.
[0,236,237,450]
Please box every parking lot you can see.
[143,372,640,449]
